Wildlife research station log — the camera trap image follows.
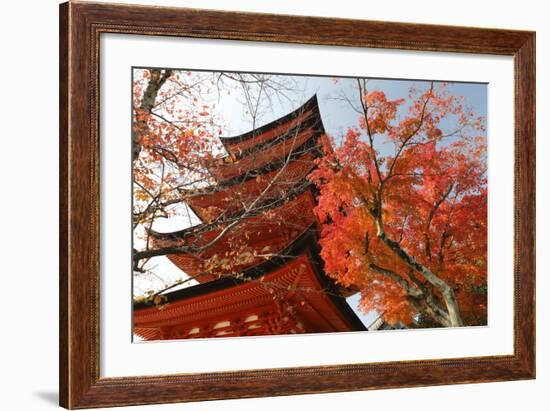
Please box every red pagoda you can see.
[134,95,366,340]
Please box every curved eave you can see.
[180,149,316,201]
[211,129,323,184]
[149,184,316,241]
[220,94,321,146]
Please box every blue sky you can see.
[213,74,487,149]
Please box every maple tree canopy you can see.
[309,80,487,328]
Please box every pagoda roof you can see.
[151,189,318,281]
[209,124,323,183]
[137,227,321,308]
[179,95,326,221]
[134,228,366,339]
[184,152,316,221]
[220,94,322,152]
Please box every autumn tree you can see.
[309,80,487,328]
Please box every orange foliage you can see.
[309,83,487,327]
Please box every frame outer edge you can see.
[62,1,98,408]
[59,1,70,408]
[515,32,536,378]
[59,2,536,408]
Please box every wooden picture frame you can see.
[59,1,535,408]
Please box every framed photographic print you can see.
[59,1,535,409]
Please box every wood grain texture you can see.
[59,1,536,408]
[59,2,69,407]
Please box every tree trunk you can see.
[375,219,464,327]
